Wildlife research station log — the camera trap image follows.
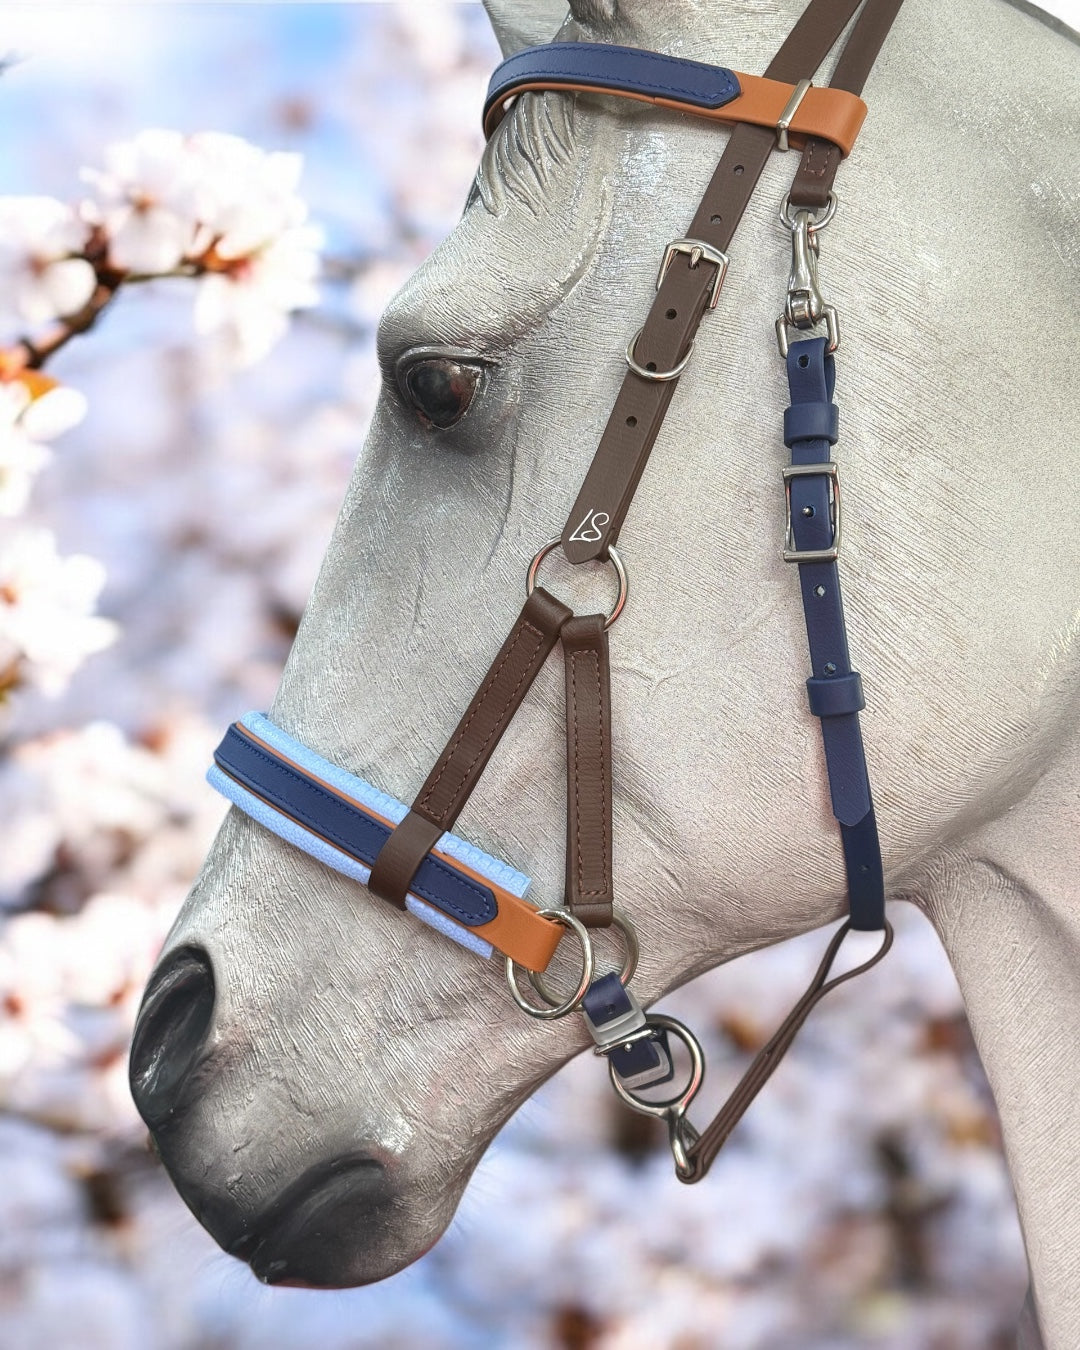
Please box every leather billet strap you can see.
[784,336,884,929]
[556,0,883,565]
[562,615,614,927]
[209,715,564,971]
[680,918,894,1182]
[788,0,906,209]
[368,585,572,908]
[484,45,868,156]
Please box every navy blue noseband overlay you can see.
[212,725,498,928]
[484,42,740,131]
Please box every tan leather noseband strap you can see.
[562,615,614,928]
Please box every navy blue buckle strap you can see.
[784,336,884,930]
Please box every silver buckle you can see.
[657,238,730,310]
[782,462,841,563]
[776,78,812,152]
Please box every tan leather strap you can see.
[368,586,572,908]
[562,615,614,928]
[679,919,894,1182]
[788,0,906,209]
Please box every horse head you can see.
[129,0,1079,1321]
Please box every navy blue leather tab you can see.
[784,400,839,447]
[582,973,673,1084]
[213,725,498,928]
[806,671,865,717]
[485,42,740,131]
[785,337,884,930]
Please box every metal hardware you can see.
[625,328,695,382]
[781,461,841,563]
[526,537,628,629]
[657,238,730,310]
[505,908,594,1020]
[605,1014,705,1179]
[775,194,840,356]
[530,907,639,1008]
[775,78,812,151]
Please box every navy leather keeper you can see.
[485,42,740,132]
[784,401,839,447]
[213,725,498,929]
[806,671,865,717]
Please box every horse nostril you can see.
[129,945,215,1128]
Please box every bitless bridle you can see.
[210,0,904,1184]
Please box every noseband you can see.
[210,0,905,1184]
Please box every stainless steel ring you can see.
[625,327,695,382]
[528,906,639,1007]
[525,538,628,630]
[607,1013,705,1116]
[505,909,594,1020]
[779,190,838,233]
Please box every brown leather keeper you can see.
[562,614,614,928]
[366,809,444,910]
[413,585,572,831]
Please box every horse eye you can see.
[401,357,481,429]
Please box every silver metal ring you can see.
[779,190,838,233]
[526,538,628,630]
[528,906,639,1007]
[625,328,694,382]
[505,909,594,1020]
[607,1013,705,1116]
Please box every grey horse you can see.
[130,2,1077,1345]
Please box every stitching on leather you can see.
[494,50,740,106]
[799,138,839,182]
[569,645,610,899]
[219,735,495,925]
[418,619,546,820]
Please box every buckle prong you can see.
[657,238,730,310]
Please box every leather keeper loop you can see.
[806,670,865,717]
[784,400,839,446]
[367,809,445,910]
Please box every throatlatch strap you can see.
[788,0,906,209]
[681,919,893,1182]
[562,615,614,928]
[558,0,867,564]
[785,336,884,930]
[368,585,571,908]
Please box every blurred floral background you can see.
[0,3,1053,1348]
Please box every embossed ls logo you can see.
[568,509,610,544]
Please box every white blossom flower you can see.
[0,196,96,330]
[193,223,323,366]
[0,377,87,517]
[81,128,199,274]
[0,527,116,696]
[184,132,308,260]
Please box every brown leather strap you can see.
[679,919,894,1182]
[788,0,906,209]
[562,615,614,928]
[369,585,572,908]
[560,0,867,565]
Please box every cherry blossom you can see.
[0,196,97,330]
[80,128,200,274]
[0,376,86,517]
[0,528,117,696]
